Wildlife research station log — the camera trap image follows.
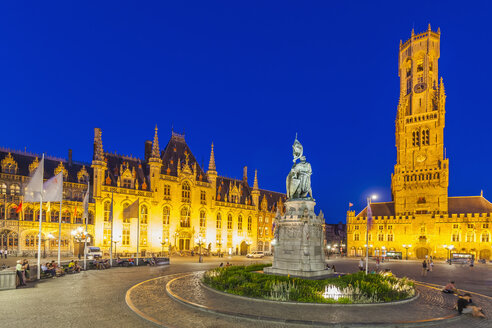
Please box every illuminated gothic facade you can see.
[347,26,492,260]
[0,129,284,256]
[91,128,284,256]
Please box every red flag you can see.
[74,206,78,217]
[349,202,354,207]
[15,201,23,213]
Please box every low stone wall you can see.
[0,268,16,290]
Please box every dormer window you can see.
[122,179,132,188]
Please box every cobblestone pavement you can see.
[1,257,491,327]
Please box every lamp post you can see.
[42,233,55,258]
[326,245,332,258]
[173,231,179,253]
[160,237,168,257]
[195,235,204,263]
[112,240,120,259]
[216,238,223,258]
[443,244,454,264]
[402,244,412,260]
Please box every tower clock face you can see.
[414,83,427,93]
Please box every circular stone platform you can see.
[126,271,492,327]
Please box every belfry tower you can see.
[391,25,449,216]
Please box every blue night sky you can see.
[1,1,491,223]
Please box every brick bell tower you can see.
[391,25,449,216]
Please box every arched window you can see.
[387,233,394,242]
[378,233,384,241]
[140,205,148,246]
[180,207,190,227]
[0,230,18,248]
[481,232,490,242]
[163,206,170,225]
[466,231,474,242]
[74,210,82,224]
[50,210,59,223]
[247,216,252,232]
[354,233,360,241]
[103,201,111,222]
[182,182,191,203]
[140,205,148,224]
[216,213,222,229]
[237,215,243,231]
[257,241,263,251]
[8,206,18,220]
[24,208,34,221]
[452,231,460,242]
[227,214,233,230]
[0,183,6,194]
[200,210,206,227]
[423,129,430,145]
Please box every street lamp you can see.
[112,239,120,258]
[326,245,332,258]
[402,244,412,260]
[365,194,378,274]
[443,244,454,264]
[195,235,204,263]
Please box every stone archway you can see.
[240,241,248,255]
[415,247,429,259]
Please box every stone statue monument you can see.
[264,135,329,278]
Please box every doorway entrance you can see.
[179,238,190,251]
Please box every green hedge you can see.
[203,264,415,304]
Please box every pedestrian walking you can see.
[376,257,380,270]
[358,258,364,271]
[4,248,7,259]
[421,260,428,276]
[0,249,3,259]
[429,258,434,272]
[469,258,474,269]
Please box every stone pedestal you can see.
[264,199,330,278]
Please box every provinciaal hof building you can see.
[0,127,285,257]
[347,26,492,261]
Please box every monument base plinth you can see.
[263,266,333,279]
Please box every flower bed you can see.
[203,264,415,304]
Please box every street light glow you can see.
[371,194,378,200]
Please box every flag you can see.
[43,172,63,202]
[367,198,373,231]
[46,202,51,212]
[74,206,78,218]
[349,202,354,207]
[82,182,90,222]
[123,199,139,219]
[24,155,44,202]
[15,201,23,214]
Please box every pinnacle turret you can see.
[208,143,216,173]
[253,169,259,190]
[151,125,160,159]
[93,128,104,161]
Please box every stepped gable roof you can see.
[104,153,148,189]
[259,189,286,212]
[448,196,492,214]
[0,149,92,184]
[356,202,395,218]
[215,176,252,205]
[160,133,208,182]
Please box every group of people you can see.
[41,260,81,277]
[15,259,30,287]
[442,281,486,318]
[0,248,9,259]
[421,256,434,276]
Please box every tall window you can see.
[50,210,59,223]
[354,233,359,241]
[103,201,111,222]
[0,183,6,194]
[216,213,222,229]
[24,208,34,221]
[466,231,474,242]
[122,202,130,246]
[25,233,38,248]
[387,233,394,242]
[237,215,243,231]
[62,211,71,224]
[481,232,490,242]
[378,233,384,241]
[247,216,252,232]
[180,207,190,227]
[164,185,171,200]
[8,207,18,220]
[140,205,148,224]
[265,226,269,236]
[200,191,206,204]
[10,184,20,195]
[140,205,148,246]
[162,206,170,225]
[182,182,191,203]
[103,229,111,246]
[227,214,233,230]
[200,210,206,227]
[412,131,420,146]
[423,129,430,145]
[452,232,460,242]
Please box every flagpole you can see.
[58,200,62,266]
[136,198,140,266]
[36,154,44,281]
[84,181,89,271]
[109,192,114,267]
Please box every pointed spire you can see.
[428,23,431,31]
[437,27,441,34]
[208,142,216,172]
[93,128,104,161]
[411,28,415,36]
[151,125,160,159]
[253,169,259,190]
